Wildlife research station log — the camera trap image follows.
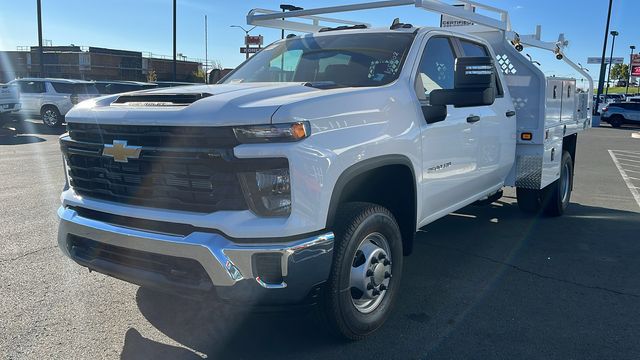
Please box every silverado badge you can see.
[102,140,142,163]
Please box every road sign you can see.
[632,54,640,77]
[240,47,261,54]
[587,57,624,65]
[245,35,263,46]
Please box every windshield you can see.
[223,33,415,87]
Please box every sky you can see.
[0,0,637,86]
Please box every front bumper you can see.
[57,206,334,304]
[0,102,20,113]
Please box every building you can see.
[0,45,204,83]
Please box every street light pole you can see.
[204,14,208,84]
[626,45,635,96]
[36,0,45,77]
[605,30,619,97]
[230,25,256,60]
[173,0,177,82]
[279,5,303,39]
[594,0,613,115]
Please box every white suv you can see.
[10,78,99,127]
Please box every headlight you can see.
[233,122,310,143]
[239,168,291,217]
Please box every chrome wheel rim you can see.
[561,161,570,204]
[349,232,392,314]
[42,109,58,126]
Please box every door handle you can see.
[506,110,516,117]
[466,115,480,123]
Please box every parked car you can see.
[627,96,640,103]
[601,102,640,127]
[0,83,21,126]
[57,1,592,340]
[93,80,157,95]
[9,78,100,127]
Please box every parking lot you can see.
[1,118,639,359]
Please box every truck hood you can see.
[65,83,346,126]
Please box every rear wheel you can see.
[608,115,624,128]
[321,202,403,340]
[541,151,573,216]
[516,150,573,217]
[41,106,62,127]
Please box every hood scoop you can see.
[112,93,212,107]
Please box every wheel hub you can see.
[349,232,392,314]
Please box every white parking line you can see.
[609,150,640,209]
[613,149,640,155]
[613,156,640,163]
[619,162,640,169]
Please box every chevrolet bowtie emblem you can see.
[102,140,142,163]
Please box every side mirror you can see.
[422,104,447,124]
[430,56,496,108]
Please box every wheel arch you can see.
[562,134,577,166]
[326,155,418,256]
[40,103,60,114]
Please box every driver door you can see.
[414,35,480,224]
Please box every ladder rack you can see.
[247,0,592,95]
[247,0,511,33]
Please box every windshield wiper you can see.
[303,81,345,90]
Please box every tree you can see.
[190,68,206,83]
[146,69,157,83]
[610,63,629,81]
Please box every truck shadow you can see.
[0,115,67,140]
[128,200,640,359]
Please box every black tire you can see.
[516,187,542,213]
[608,115,624,128]
[541,151,573,216]
[321,202,403,340]
[41,106,63,127]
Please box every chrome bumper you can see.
[57,207,334,303]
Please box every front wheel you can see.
[41,106,63,127]
[321,202,403,340]
[608,115,624,128]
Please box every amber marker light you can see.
[521,132,533,141]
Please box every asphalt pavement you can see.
[1,118,639,360]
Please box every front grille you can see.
[61,125,287,213]
[67,123,239,148]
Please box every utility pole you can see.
[36,0,44,77]
[594,0,613,115]
[173,0,177,81]
[205,14,208,84]
[605,30,618,97]
[626,45,635,96]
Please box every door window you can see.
[459,39,503,97]
[460,40,488,57]
[415,37,456,100]
[18,81,45,94]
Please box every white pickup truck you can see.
[0,83,20,126]
[57,1,592,340]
